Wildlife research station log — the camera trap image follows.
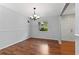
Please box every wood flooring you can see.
[0,38,75,55]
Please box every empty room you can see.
[0,3,75,55]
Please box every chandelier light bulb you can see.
[37,16,40,19]
[33,14,37,17]
[30,16,33,19]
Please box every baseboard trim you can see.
[29,37,58,40]
[29,37,60,44]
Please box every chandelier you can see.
[29,7,40,21]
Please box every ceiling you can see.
[63,3,75,15]
[0,3,65,17]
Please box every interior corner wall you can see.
[75,3,79,55]
[30,16,60,40]
[0,5,29,49]
[59,14,75,41]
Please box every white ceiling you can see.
[63,3,75,15]
[0,3,65,17]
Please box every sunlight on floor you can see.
[39,43,49,55]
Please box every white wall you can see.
[59,14,75,41]
[31,16,60,40]
[75,3,79,55]
[75,4,79,34]
[0,5,29,49]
